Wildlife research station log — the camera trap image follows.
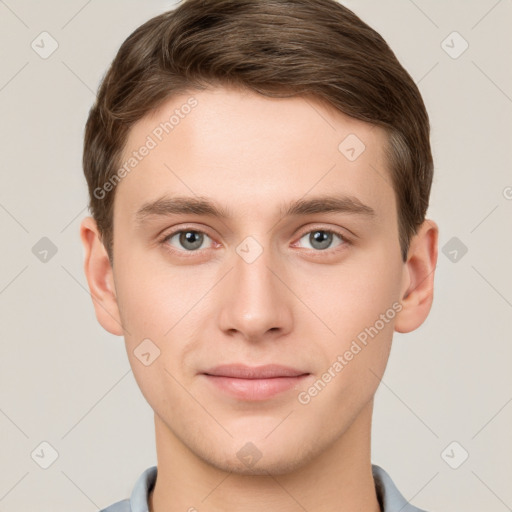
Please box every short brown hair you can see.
[83,0,433,264]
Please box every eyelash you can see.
[158,225,352,258]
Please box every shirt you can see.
[100,464,428,512]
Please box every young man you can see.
[80,0,438,510]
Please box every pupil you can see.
[181,231,202,250]
[311,230,331,250]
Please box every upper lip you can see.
[202,364,309,379]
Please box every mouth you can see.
[201,364,311,401]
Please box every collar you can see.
[122,463,427,512]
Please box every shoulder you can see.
[99,498,131,512]
[99,465,157,512]
[372,464,430,512]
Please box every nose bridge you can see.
[217,236,292,339]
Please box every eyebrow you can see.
[135,194,376,226]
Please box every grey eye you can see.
[167,230,210,251]
[299,230,344,251]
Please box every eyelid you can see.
[158,224,217,254]
[294,224,352,243]
[158,223,353,255]
[291,226,352,254]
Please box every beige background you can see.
[1,0,511,510]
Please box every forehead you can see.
[114,86,394,225]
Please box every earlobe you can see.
[79,216,124,336]
[394,219,439,334]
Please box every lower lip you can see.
[202,374,310,401]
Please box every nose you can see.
[216,239,294,343]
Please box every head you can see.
[80,0,438,475]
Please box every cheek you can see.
[304,255,402,340]
[114,258,211,381]
[301,251,403,397]
[127,354,183,420]
[114,251,205,338]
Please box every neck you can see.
[149,400,380,512]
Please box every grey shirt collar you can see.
[101,464,428,512]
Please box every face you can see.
[92,86,416,474]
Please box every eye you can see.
[159,226,350,257]
[162,229,214,252]
[295,228,349,252]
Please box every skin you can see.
[80,85,438,512]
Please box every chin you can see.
[199,440,318,476]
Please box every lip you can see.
[201,364,311,401]
[203,364,308,379]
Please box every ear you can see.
[79,216,124,336]
[394,219,439,333]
